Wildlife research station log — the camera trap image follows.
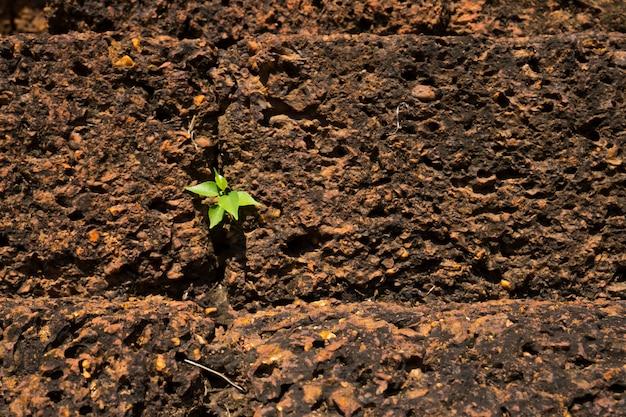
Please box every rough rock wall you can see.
[0,1,625,416]
[218,33,626,307]
[0,33,221,299]
[1,32,624,307]
[2,297,625,416]
[41,0,626,40]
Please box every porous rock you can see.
[1,1,625,416]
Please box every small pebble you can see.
[411,85,436,102]
[113,55,136,68]
[613,50,626,68]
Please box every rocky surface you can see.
[0,1,625,416]
[2,297,625,416]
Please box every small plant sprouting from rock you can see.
[185,169,260,229]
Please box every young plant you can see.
[185,169,260,229]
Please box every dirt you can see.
[0,1,625,416]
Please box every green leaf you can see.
[236,191,260,207]
[208,205,225,229]
[218,191,240,220]
[214,168,228,192]
[185,181,220,197]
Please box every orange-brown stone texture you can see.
[0,1,625,416]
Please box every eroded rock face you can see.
[0,34,224,299]
[0,1,625,416]
[0,296,216,416]
[39,0,626,40]
[217,33,626,307]
[1,32,624,307]
[1,298,625,416]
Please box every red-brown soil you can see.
[1,1,625,416]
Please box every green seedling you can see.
[185,169,260,228]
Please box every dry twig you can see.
[183,358,246,393]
